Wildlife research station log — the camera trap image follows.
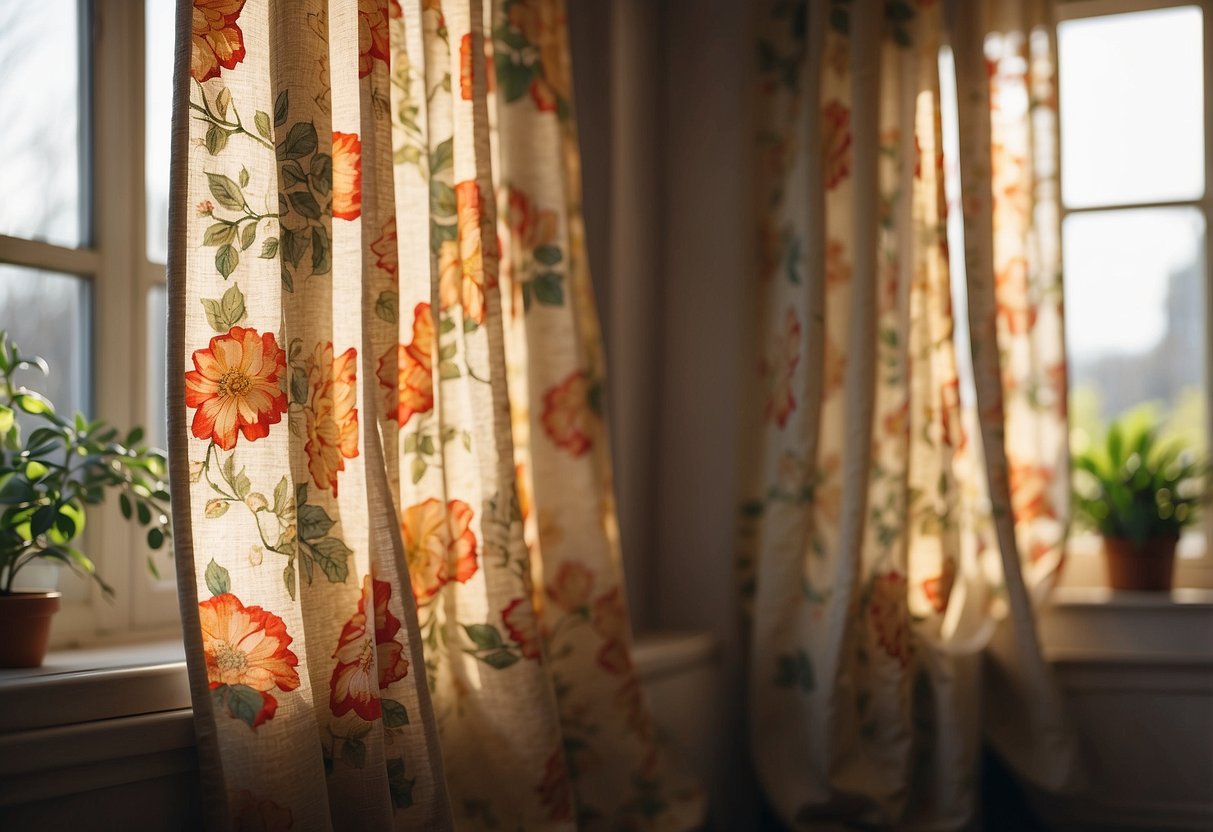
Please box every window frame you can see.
[0,0,179,643]
[1054,0,1213,588]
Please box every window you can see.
[0,1,178,643]
[1057,0,1212,576]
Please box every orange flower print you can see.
[304,343,359,497]
[191,0,247,83]
[501,597,543,661]
[370,215,398,278]
[439,180,489,324]
[376,303,434,426]
[330,577,409,720]
[868,571,910,667]
[357,0,391,78]
[882,400,910,439]
[515,461,533,524]
[199,593,300,729]
[537,748,574,822]
[232,790,294,831]
[825,237,851,288]
[185,327,288,451]
[823,334,847,400]
[1008,462,1056,524]
[401,498,479,605]
[615,675,653,740]
[541,370,593,456]
[1046,361,1068,421]
[822,99,852,191]
[459,33,474,100]
[332,132,362,221]
[922,557,957,614]
[592,587,632,675]
[994,256,1036,335]
[547,561,594,612]
[764,308,800,428]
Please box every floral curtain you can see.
[168,1,702,829]
[741,0,1076,826]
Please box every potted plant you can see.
[0,332,170,667]
[1072,416,1208,591]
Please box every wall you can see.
[655,0,754,824]
[572,0,756,824]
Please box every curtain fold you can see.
[168,1,703,828]
[742,0,1077,827]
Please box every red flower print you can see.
[764,308,800,428]
[505,186,558,250]
[376,303,434,426]
[537,748,573,822]
[439,180,489,324]
[332,132,362,221]
[501,597,543,661]
[596,639,632,675]
[868,571,910,667]
[357,0,391,78]
[541,370,593,456]
[592,588,627,640]
[822,99,852,190]
[1008,462,1056,524]
[199,593,300,729]
[401,498,478,605]
[330,576,409,720]
[371,215,398,278]
[939,375,966,452]
[922,557,956,614]
[191,0,247,82]
[232,790,294,831]
[304,343,359,496]
[507,1,569,110]
[547,561,594,612]
[185,327,288,451]
[530,77,558,112]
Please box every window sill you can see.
[0,639,189,734]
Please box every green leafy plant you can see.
[0,333,170,595]
[1072,415,1209,545]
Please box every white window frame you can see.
[0,0,179,644]
[1054,0,1213,589]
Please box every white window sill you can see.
[0,638,189,734]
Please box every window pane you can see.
[147,284,167,450]
[146,0,175,263]
[1058,6,1204,208]
[0,1,86,247]
[1064,207,1206,457]
[0,265,91,427]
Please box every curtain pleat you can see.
[169,1,703,828]
[743,0,1078,826]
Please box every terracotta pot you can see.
[0,591,61,668]
[1102,536,1177,592]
